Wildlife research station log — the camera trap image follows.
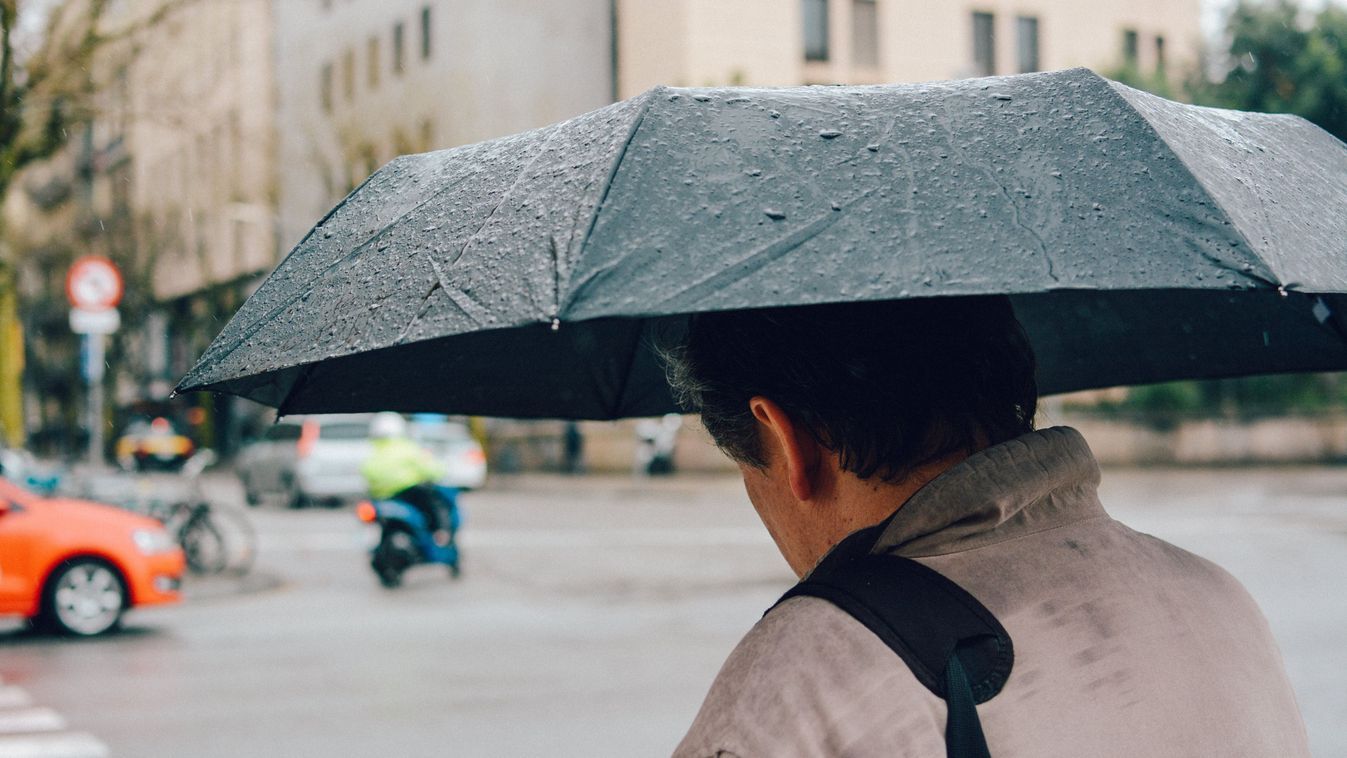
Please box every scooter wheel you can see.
[378,568,403,588]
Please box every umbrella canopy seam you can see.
[931,97,1060,283]
[188,164,486,374]
[1105,80,1284,291]
[557,86,662,321]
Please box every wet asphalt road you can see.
[2,468,1346,757]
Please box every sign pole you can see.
[66,257,122,468]
[85,333,106,466]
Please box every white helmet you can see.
[370,412,407,439]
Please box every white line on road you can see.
[0,733,109,758]
[0,689,32,710]
[0,709,64,735]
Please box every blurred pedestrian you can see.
[634,414,681,476]
[563,421,584,474]
[665,297,1308,757]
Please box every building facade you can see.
[272,0,615,253]
[3,0,614,456]
[617,0,1200,97]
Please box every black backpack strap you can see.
[767,523,1012,758]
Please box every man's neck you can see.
[797,450,971,575]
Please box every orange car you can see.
[0,477,184,635]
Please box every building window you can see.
[852,0,878,68]
[1155,35,1166,71]
[320,62,333,112]
[342,47,355,101]
[393,21,405,74]
[367,36,381,88]
[1015,16,1038,73]
[803,0,829,61]
[1122,28,1138,66]
[972,11,995,76]
[420,6,432,60]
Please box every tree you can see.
[0,0,197,451]
[1213,0,1347,141]
[1111,0,1347,143]
[2,0,103,199]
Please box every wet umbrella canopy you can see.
[178,68,1347,419]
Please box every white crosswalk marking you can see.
[0,691,31,710]
[0,733,109,758]
[0,687,108,758]
[0,709,63,736]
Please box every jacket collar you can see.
[871,426,1106,558]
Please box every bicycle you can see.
[114,450,257,576]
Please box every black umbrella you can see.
[177,68,1347,419]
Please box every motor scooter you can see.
[356,486,461,588]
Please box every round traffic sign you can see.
[66,256,123,310]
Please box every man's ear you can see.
[748,396,822,502]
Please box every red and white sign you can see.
[66,256,123,310]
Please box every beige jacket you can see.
[676,427,1309,758]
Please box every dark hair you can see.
[664,296,1037,482]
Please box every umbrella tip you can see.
[551,318,561,332]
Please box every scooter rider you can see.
[361,413,452,545]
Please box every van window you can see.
[320,422,371,440]
[265,424,303,442]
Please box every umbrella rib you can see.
[1105,82,1280,289]
[557,87,661,318]
[608,322,651,419]
[183,167,485,382]
[393,130,582,341]
[443,130,569,275]
[653,186,878,309]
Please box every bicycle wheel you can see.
[180,512,228,574]
[210,504,259,575]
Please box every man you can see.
[665,296,1308,757]
[361,412,452,545]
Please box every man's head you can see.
[664,295,1037,573]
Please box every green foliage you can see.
[1106,61,1177,101]
[1213,0,1347,141]
[1125,381,1206,416]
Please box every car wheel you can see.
[278,472,306,509]
[240,474,261,507]
[40,559,126,636]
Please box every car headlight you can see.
[132,528,177,555]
